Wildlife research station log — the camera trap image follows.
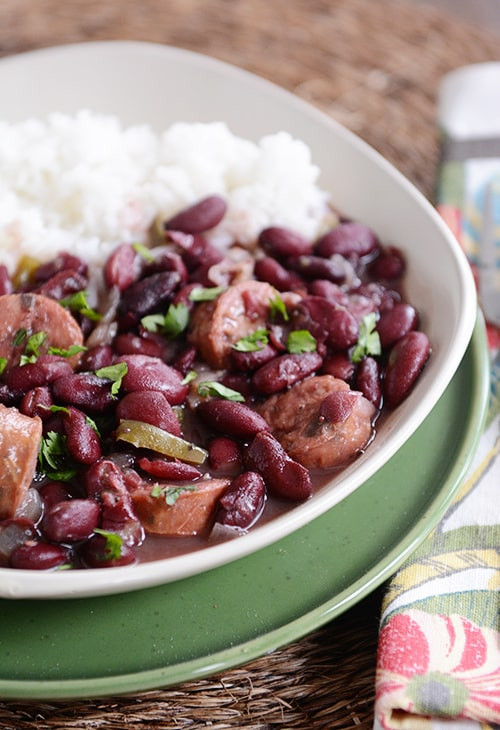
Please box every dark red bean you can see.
[145,249,188,285]
[384,331,431,408]
[113,333,165,359]
[254,256,303,291]
[220,372,253,399]
[116,390,182,436]
[164,195,227,234]
[171,344,197,375]
[39,481,72,508]
[287,255,346,284]
[85,459,128,499]
[168,231,224,272]
[208,437,243,476]
[369,246,405,280]
[137,457,201,480]
[62,406,102,464]
[258,226,313,259]
[0,265,13,295]
[98,487,144,546]
[0,519,37,567]
[321,353,355,382]
[117,270,181,328]
[20,386,53,419]
[34,269,88,300]
[79,344,114,372]
[197,398,270,440]
[377,302,418,348]
[319,390,359,423]
[52,372,115,412]
[41,499,100,543]
[216,471,266,529]
[33,252,87,283]
[308,279,350,307]
[252,351,323,395]
[352,282,400,312]
[230,343,279,372]
[4,355,73,392]
[80,534,136,568]
[326,308,359,350]
[10,542,70,570]
[355,356,383,408]
[315,222,379,260]
[246,431,312,501]
[104,243,143,291]
[116,354,188,405]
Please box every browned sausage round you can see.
[0,404,42,520]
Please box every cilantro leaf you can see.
[48,344,87,358]
[269,294,289,322]
[12,328,27,347]
[0,358,6,376]
[351,313,381,363]
[189,285,226,302]
[142,303,189,338]
[197,381,245,402]
[181,370,197,385]
[287,330,317,354]
[150,483,197,505]
[38,431,77,482]
[93,529,124,560]
[59,290,102,322]
[233,328,269,352]
[95,362,128,396]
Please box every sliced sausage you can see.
[0,293,83,369]
[257,375,376,470]
[130,477,229,536]
[0,404,42,520]
[188,280,277,369]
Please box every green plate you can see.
[0,316,489,700]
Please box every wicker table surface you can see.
[0,2,498,728]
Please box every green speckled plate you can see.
[0,316,489,700]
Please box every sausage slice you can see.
[0,405,42,520]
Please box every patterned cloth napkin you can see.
[374,64,500,730]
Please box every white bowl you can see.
[0,41,477,599]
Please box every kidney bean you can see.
[252,351,323,395]
[4,355,73,392]
[216,471,266,529]
[254,256,304,291]
[369,246,405,280]
[104,243,143,291]
[34,252,88,283]
[208,437,243,476]
[164,195,227,234]
[352,282,400,312]
[52,372,115,412]
[0,384,22,406]
[62,406,102,464]
[0,519,36,566]
[146,249,188,285]
[113,333,165,359]
[258,226,313,259]
[291,296,338,344]
[168,231,224,272]
[315,222,379,260]
[246,431,312,501]
[98,487,144,546]
[355,356,383,408]
[346,293,377,324]
[20,386,53,419]
[137,457,201,480]
[39,481,73,508]
[308,279,350,307]
[117,270,181,328]
[34,269,88,300]
[220,372,253,399]
[197,398,270,440]
[85,459,128,499]
[319,390,359,423]
[79,344,114,372]
[41,499,100,543]
[80,533,136,568]
[384,331,431,408]
[287,254,346,284]
[171,344,197,375]
[116,354,188,405]
[326,308,359,350]
[377,302,418,348]
[116,390,181,436]
[0,265,13,295]
[321,352,355,382]
[230,342,279,372]
[10,541,70,570]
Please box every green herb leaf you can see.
[233,328,269,352]
[48,344,87,358]
[95,361,128,396]
[197,381,245,402]
[38,431,77,482]
[140,313,166,333]
[287,330,317,354]
[269,294,289,322]
[189,285,226,302]
[93,528,124,560]
[48,405,70,416]
[12,328,27,347]
[351,313,381,363]
[141,303,190,339]
[181,370,197,385]
[25,331,47,358]
[59,290,102,322]
[150,483,198,505]
[0,358,6,376]
[132,242,155,263]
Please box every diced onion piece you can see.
[115,419,208,465]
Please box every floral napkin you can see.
[374,64,500,730]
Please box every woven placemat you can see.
[0,1,498,728]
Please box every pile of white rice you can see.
[0,110,333,273]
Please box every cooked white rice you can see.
[0,110,333,273]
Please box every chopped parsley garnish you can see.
[141,303,189,338]
[19,331,47,365]
[197,381,245,402]
[59,290,102,322]
[0,358,6,376]
[181,370,197,385]
[93,529,124,560]
[95,362,128,396]
[287,330,317,354]
[38,431,77,482]
[233,328,269,352]
[132,242,155,263]
[189,285,226,302]
[12,328,28,347]
[269,294,289,322]
[351,313,381,363]
[48,344,87,358]
[150,483,197,505]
